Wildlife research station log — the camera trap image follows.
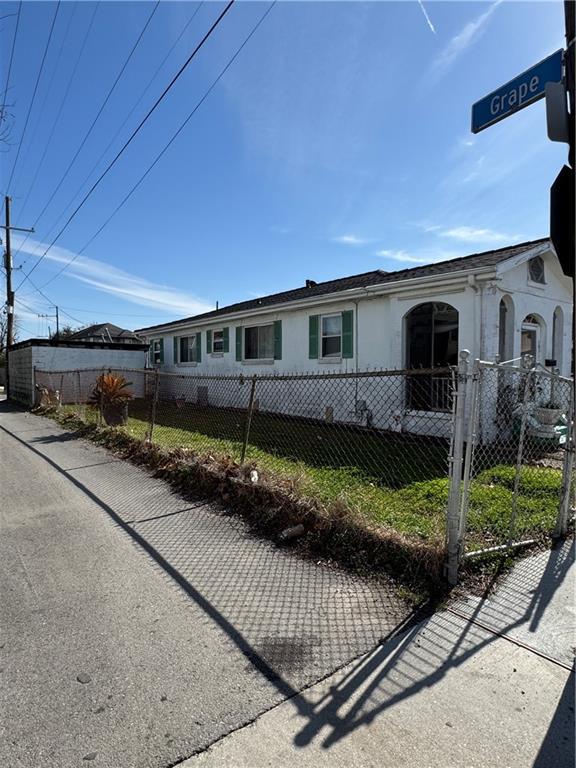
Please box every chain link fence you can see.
[459,361,575,557]
[33,360,575,584]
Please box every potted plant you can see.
[534,399,564,426]
[90,372,133,426]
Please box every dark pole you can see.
[4,195,13,398]
[565,0,575,367]
[55,305,59,339]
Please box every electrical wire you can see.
[41,1,275,290]
[0,0,22,118]
[14,3,100,267]
[5,1,62,194]
[13,0,158,262]
[31,1,205,254]
[18,0,235,288]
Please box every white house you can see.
[134,239,572,436]
[137,238,572,377]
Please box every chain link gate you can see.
[458,359,574,564]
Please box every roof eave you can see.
[136,265,498,336]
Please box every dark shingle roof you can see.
[136,238,548,333]
[70,323,143,341]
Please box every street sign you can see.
[471,49,563,133]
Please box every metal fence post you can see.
[508,368,534,546]
[555,379,575,537]
[240,375,257,464]
[146,369,160,443]
[445,350,470,586]
[458,358,481,549]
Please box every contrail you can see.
[418,0,436,34]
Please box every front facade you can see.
[137,240,572,390]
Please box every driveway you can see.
[0,404,411,767]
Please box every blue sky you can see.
[0,0,566,337]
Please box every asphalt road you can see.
[0,403,410,768]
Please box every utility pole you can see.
[38,306,59,339]
[2,195,34,399]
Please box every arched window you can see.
[521,314,545,364]
[552,306,563,369]
[405,302,458,410]
[528,256,545,284]
[498,295,514,363]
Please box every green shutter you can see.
[158,338,164,364]
[173,336,178,364]
[196,332,202,363]
[223,326,229,353]
[206,329,212,354]
[274,320,282,360]
[342,310,353,358]
[236,326,242,361]
[309,315,319,359]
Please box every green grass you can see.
[59,400,563,546]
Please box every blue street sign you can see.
[471,49,563,134]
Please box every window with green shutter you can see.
[206,329,212,354]
[235,326,242,361]
[309,315,319,359]
[342,310,353,358]
[196,332,202,362]
[273,320,282,360]
[151,338,164,365]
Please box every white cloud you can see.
[431,0,502,81]
[417,0,436,34]
[13,236,214,317]
[439,226,519,243]
[333,234,370,246]
[377,248,463,265]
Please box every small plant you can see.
[89,372,133,426]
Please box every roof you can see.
[136,238,549,334]
[69,323,143,342]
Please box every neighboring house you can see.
[135,239,572,432]
[8,338,149,406]
[68,323,144,345]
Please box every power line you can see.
[0,0,22,118]
[5,1,62,194]
[31,1,205,253]
[12,2,77,202]
[13,1,157,262]
[18,0,235,289]
[15,3,100,268]
[15,1,82,227]
[41,1,275,289]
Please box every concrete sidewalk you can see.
[184,541,575,768]
[0,404,410,768]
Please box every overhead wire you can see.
[41,1,276,290]
[17,0,235,289]
[5,0,62,194]
[31,1,205,252]
[0,0,22,119]
[13,0,157,263]
[12,1,78,202]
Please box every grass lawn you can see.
[61,399,563,546]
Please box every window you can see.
[179,335,199,363]
[212,329,224,353]
[405,302,458,411]
[151,338,163,365]
[321,314,342,358]
[498,296,514,363]
[528,256,545,284]
[521,314,542,363]
[244,324,274,360]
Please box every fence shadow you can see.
[1,401,573,766]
